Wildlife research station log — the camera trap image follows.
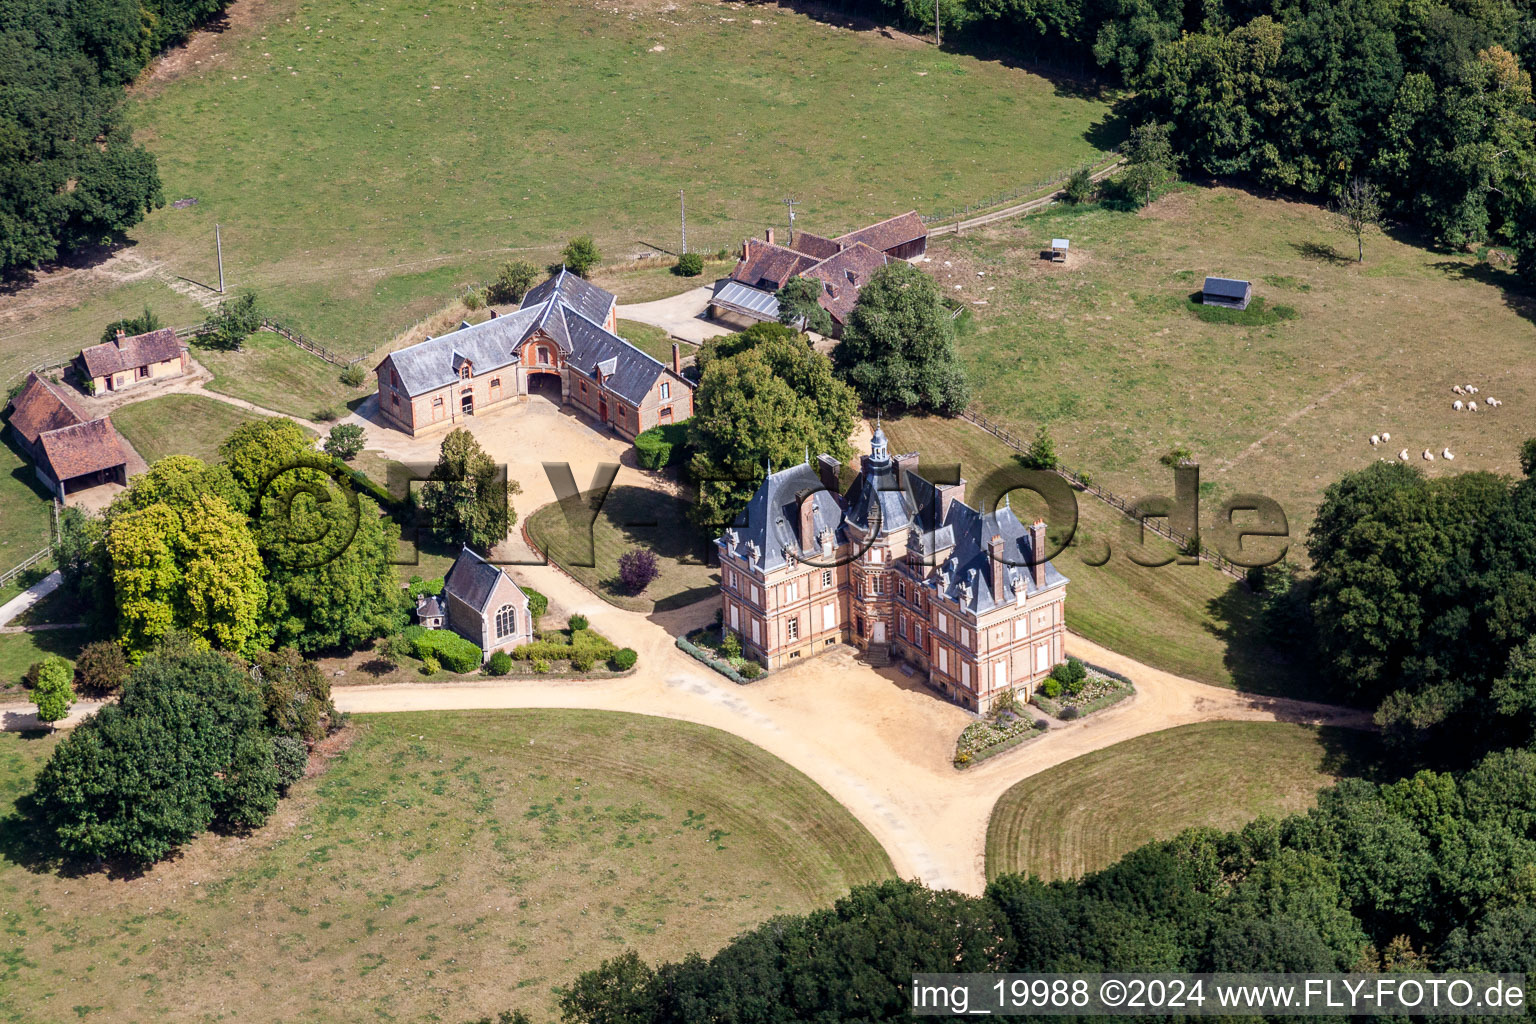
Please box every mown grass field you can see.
[0,434,54,575]
[883,415,1307,692]
[0,628,87,698]
[934,185,1536,538]
[985,721,1377,881]
[111,393,293,463]
[527,486,718,614]
[0,710,892,1022]
[0,0,1113,367]
[197,330,369,419]
[617,319,678,365]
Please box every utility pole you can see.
[782,196,800,246]
[935,0,940,47]
[215,223,225,294]
[679,190,687,256]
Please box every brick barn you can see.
[716,426,1069,713]
[375,270,693,441]
[4,373,129,498]
[76,327,189,393]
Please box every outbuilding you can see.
[1202,276,1252,310]
[1050,239,1070,262]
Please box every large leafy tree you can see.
[417,428,518,550]
[687,330,858,532]
[775,276,834,335]
[833,262,970,415]
[30,647,278,863]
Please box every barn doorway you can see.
[527,371,562,405]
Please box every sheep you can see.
[1488,397,1502,408]
[1399,449,1411,461]
[1453,385,1466,395]
[1469,401,1479,413]
[1468,386,1480,394]
[1454,400,1465,411]
[1423,449,1435,461]
[1370,434,1381,446]
[1382,432,1391,442]
[1442,448,1455,461]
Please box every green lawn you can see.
[985,721,1377,881]
[111,394,298,464]
[935,185,1536,541]
[196,330,369,419]
[593,259,736,304]
[0,433,53,576]
[2,0,1115,363]
[0,710,892,1021]
[527,485,718,613]
[883,415,1309,694]
[0,628,87,698]
[618,318,680,365]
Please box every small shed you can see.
[1050,239,1070,262]
[1202,276,1252,310]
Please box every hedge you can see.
[676,635,752,684]
[611,648,637,670]
[523,587,549,628]
[634,422,690,470]
[408,628,483,673]
[511,628,617,663]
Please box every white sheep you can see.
[1423,449,1435,461]
[1454,400,1465,411]
[1468,386,1480,395]
[1469,401,1479,413]
[1370,434,1381,445]
[1488,397,1502,408]
[1382,432,1392,442]
[1453,385,1466,395]
[1442,448,1455,461]
[1399,449,1411,461]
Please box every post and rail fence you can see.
[922,149,1122,234]
[958,409,1248,582]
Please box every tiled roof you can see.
[522,268,616,326]
[801,243,889,324]
[5,373,84,446]
[787,232,841,260]
[78,328,182,379]
[833,211,926,253]
[730,238,819,291]
[443,546,511,612]
[37,417,127,482]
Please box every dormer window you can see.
[460,363,472,379]
[845,269,856,284]
[538,346,551,365]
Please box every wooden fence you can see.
[923,149,1120,229]
[959,409,1247,581]
[0,500,62,590]
[173,317,365,367]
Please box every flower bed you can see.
[1031,661,1134,719]
[954,705,1049,767]
[681,625,765,684]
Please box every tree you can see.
[196,291,262,351]
[31,647,279,862]
[417,428,520,549]
[1063,166,1096,204]
[693,321,804,378]
[1021,425,1058,469]
[488,259,538,304]
[618,548,660,593]
[32,656,74,730]
[1521,438,1536,477]
[249,647,335,742]
[100,306,162,344]
[556,236,601,278]
[1121,121,1178,207]
[52,505,114,634]
[74,640,129,694]
[833,261,970,415]
[323,423,365,461]
[688,332,859,532]
[1335,177,1384,262]
[776,276,835,335]
[674,252,704,277]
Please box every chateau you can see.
[375,270,693,440]
[716,427,1069,712]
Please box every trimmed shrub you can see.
[486,650,513,676]
[739,661,762,680]
[339,363,367,387]
[571,652,594,673]
[408,628,483,673]
[273,736,308,790]
[533,659,551,674]
[674,253,704,276]
[611,648,638,671]
[1035,718,1050,730]
[315,405,343,422]
[1059,705,1081,721]
[1039,677,1062,699]
[634,422,690,470]
[420,654,440,676]
[568,613,589,631]
[324,423,365,461]
[74,640,129,694]
[523,587,548,628]
[618,548,659,593]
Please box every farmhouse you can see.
[710,211,929,336]
[4,372,129,498]
[375,269,693,440]
[414,546,535,662]
[76,327,189,393]
[716,427,1068,712]
[1202,276,1253,310]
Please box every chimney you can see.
[671,343,681,376]
[489,309,499,319]
[765,227,775,246]
[115,328,126,344]
[937,480,966,522]
[1029,519,1047,588]
[817,454,842,496]
[990,534,1006,602]
[798,493,817,553]
[893,451,918,490]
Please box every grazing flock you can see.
[1367,384,1505,464]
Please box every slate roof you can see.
[37,417,127,482]
[801,243,890,324]
[443,547,516,613]
[718,461,844,573]
[522,268,616,327]
[78,328,182,379]
[415,593,444,619]
[5,373,85,446]
[563,306,676,406]
[378,305,539,397]
[834,211,926,253]
[1203,276,1251,299]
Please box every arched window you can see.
[460,362,473,380]
[494,605,517,638]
